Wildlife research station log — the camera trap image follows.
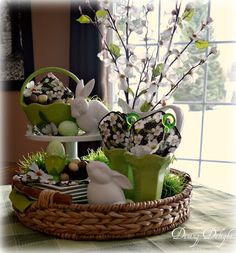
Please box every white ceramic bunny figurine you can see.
[70,79,110,134]
[86,161,133,205]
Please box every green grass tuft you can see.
[162,173,185,198]
[18,151,47,173]
[82,148,111,167]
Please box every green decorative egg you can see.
[58,121,79,136]
[46,140,65,157]
[45,155,67,181]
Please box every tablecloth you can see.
[1,183,236,253]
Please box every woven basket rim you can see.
[24,168,192,213]
[13,168,192,241]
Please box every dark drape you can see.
[69,1,102,98]
[69,1,103,156]
[2,2,34,91]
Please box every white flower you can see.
[113,131,125,144]
[133,134,143,145]
[117,123,123,128]
[46,90,54,100]
[99,122,109,132]
[152,112,162,122]
[146,3,154,12]
[118,75,128,91]
[103,128,111,139]
[166,134,180,146]
[41,123,58,136]
[55,91,64,99]
[23,81,36,97]
[27,163,53,183]
[134,120,145,130]
[109,113,118,125]
[147,133,154,141]
[47,73,58,80]
[151,126,163,136]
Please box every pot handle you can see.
[160,105,184,133]
[20,67,80,106]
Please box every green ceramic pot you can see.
[124,152,172,202]
[104,148,134,199]
[20,67,80,126]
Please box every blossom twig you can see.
[151,51,214,111]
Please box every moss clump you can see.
[18,151,47,173]
[162,173,185,198]
[82,148,111,167]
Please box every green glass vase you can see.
[104,148,134,199]
[124,152,172,202]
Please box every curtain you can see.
[2,1,34,91]
[69,1,105,156]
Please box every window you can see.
[109,0,236,194]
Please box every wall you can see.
[3,3,70,163]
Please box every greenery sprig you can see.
[77,0,216,113]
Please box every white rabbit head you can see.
[70,79,95,117]
[87,161,132,189]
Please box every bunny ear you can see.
[78,79,95,98]
[75,79,84,98]
[111,170,133,189]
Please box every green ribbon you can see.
[126,112,141,129]
[162,113,176,133]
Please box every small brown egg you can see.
[30,94,38,103]
[78,160,87,170]
[60,173,70,181]
[71,158,81,164]
[68,162,79,172]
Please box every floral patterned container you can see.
[20,67,80,126]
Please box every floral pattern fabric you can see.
[99,111,181,157]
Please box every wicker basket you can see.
[12,169,192,240]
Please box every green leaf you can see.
[127,87,134,97]
[76,15,91,24]
[195,40,209,49]
[182,9,194,21]
[108,43,121,58]
[152,63,164,77]
[140,101,152,112]
[38,111,49,123]
[137,89,148,97]
[96,9,108,19]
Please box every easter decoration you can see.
[9,0,218,241]
[99,110,180,201]
[70,79,110,134]
[86,161,132,204]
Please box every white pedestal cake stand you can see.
[26,133,102,160]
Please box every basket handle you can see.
[20,67,80,106]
